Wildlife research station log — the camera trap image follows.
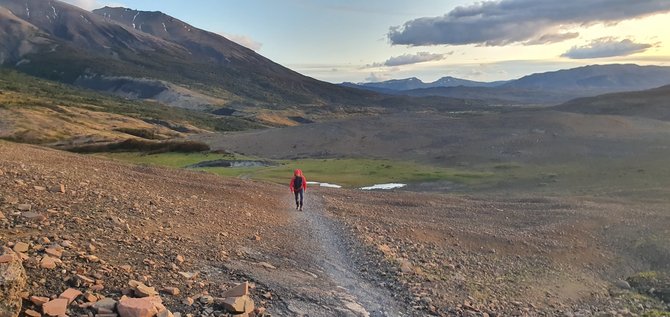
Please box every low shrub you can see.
[67,139,210,154]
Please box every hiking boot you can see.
[299,207,303,211]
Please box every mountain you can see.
[0,0,376,110]
[400,64,670,105]
[343,76,506,92]
[554,84,670,121]
[503,64,670,92]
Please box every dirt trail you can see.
[225,192,409,316]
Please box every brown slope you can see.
[0,6,52,63]
[0,140,290,314]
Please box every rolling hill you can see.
[554,84,670,121]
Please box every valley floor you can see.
[1,141,669,317]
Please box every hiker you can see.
[290,169,307,211]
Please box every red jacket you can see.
[289,169,307,192]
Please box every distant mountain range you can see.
[0,0,377,110]
[344,64,670,105]
[342,76,507,92]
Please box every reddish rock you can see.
[161,287,180,296]
[217,296,254,314]
[59,288,83,304]
[0,254,13,263]
[42,298,68,317]
[25,309,41,317]
[117,296,165,317]
[77,274,95,284]
[129,280,158,297]
[40,256,58,269]
[12,242,29,253]
[45,248,63,259]
[84,293,98,303]
[30,296,50,306]
[222,282,248,298]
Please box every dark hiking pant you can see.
[294,189,303,208]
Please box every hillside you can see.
[0,0,377,109]
[505,64,670,91]
[554,84,670,121]
[0,68,261,146]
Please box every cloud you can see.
[60,0,125,11]
[365,72,392,82]
[562,38,653,59]
[219,33,263,51]
[367,52,446,68]
[388,0,670,46]
[384,52,446,66]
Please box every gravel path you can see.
[231,192,410,316]
[295,194,406,317]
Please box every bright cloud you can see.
[365,72,393,82]
[220,33,263,51]
[562,38,654,59]
[388,0,670,46]
[379,52,446,67]
[60,0,125,11]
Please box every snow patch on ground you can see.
[360,183,406,190]
[307,181,342,189]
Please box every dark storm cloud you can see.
[388,0,670,46]
[562,38,653,59]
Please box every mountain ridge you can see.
[350,64,670,105]
[343,76,506,91]
[0,0,378,109]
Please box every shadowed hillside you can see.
[554,84,670,121]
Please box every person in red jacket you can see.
[289,169,307,211]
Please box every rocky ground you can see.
[1,141,670,317]
[322,191,670,316]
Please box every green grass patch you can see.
[101,152,493,188]
[100,152,238,168]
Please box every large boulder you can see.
[117,296,166,317]
[0,250,27,317]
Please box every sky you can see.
[62,0,670,83]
